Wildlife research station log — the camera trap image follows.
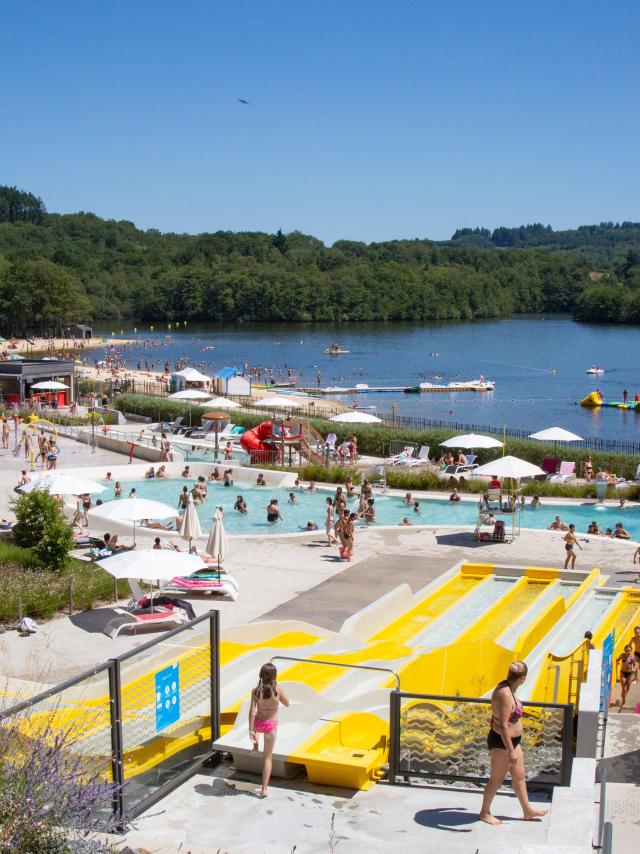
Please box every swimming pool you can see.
[100,477,640,539]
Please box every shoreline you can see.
[3,336,137,355]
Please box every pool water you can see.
[101,477,640,539]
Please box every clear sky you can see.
[2,1,638,243]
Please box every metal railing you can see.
[0,610,221,822]
[269,655,401,691]
[389,690,574,788]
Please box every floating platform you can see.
[580,391,640,410]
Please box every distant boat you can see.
[586,366,605,374]
[324,343,350,355]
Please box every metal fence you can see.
[389,691,574,788]
[0,611,220,821]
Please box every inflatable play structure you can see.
[239,419,325,464]
[581,391,640,411]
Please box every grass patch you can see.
[0,542,128,623]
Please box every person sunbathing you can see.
[141,518,174,531]
[103,533,135,552]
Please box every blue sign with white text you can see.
[600,630,615,714]
[155,662,180,732]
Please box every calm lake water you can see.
[93,317,640,442]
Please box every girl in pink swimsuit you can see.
[249,663,289,797]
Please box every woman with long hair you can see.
[479,661,547,825]
[325,496,337,545]
[248,663,289,797]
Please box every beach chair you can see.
[457,454,477,471]
[548,461,576,484]
[164,571,239,601]
[397,446,430,467]
[487,486,501,504]
[170,416,186,434]
[386,445,416,466]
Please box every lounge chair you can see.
[548,461,576,484]
[164,572,239,601]
[386,445,416,466]
[105,607,185,638]
[396,445,430,467]
[457,454,477,471]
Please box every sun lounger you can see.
[456,454,477,471]
[164,572,239,601]
[396,445,430,467]
[548,461,576,484]
[105,606,186,638]
[386,446,416,466]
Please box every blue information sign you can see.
[600,630,615,714]
[155,662,180,732]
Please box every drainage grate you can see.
[607,798,640,818]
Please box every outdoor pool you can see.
[99,477,640,539]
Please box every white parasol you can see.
[254,396,303,409]
[19,472,106,495]
[206,507,227,577]
[31,381,70,391]
[179,493,203,549]
[88,498,177,544]
[97,549,205,581]
[169,389,213,401]
[473,455,546,480]
[330,411,382,424]
[440,433,503,449]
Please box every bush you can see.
[0,543,129,621]
[11,491,73,571]
[0,716,124,852]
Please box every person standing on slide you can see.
[249,663,289,798]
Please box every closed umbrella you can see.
[19,472,106,495]
[528,426,583,458]
[330,411,382,424]
[88,498,177,544]
[179,493,203,551]
[473,455,545,481]
[440,433,503,449]
[206,507,227,579]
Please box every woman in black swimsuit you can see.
[616,644,637,710]
[479,661,547,825]
[266,499,282,523]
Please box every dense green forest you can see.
[448,221,640,262]
[0,185,639,334]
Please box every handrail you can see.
[269,655,401,691]
[595,768,607,849]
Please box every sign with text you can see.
[155,662,180,732]
[600,631,615,714]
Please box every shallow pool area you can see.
[98,475,640,538]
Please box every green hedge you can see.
[114,393,639,479]
[0,542,129,622]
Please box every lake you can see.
[93,317,640,442]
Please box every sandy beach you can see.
[3,336,135,355]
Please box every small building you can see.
[215,366,251,397]
[0,359,76,406]
[64,324,93,340]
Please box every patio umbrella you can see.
[19,472,106,495]
[202,396,241,409]
[255,396,303,409]
[440,433,503,449]
[206,507,227,579]
[31,381,70,391]
[88,498,177,544]
[528,426,583,457]
[202,411,231,458]
[169,389,212,401]
[473,455,546,481]
[97,549,205,581]
[179,493,203,551]
[330,411,382,424]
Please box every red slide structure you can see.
[240,419,327,465]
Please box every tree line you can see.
[0,186,638,333]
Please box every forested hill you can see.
[447,222,640,263]
[0,185,639,334]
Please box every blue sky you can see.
[2,1,638,243]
